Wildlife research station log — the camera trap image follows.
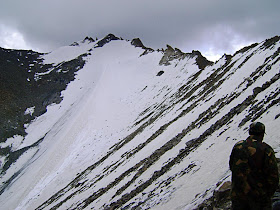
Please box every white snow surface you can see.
[0,37,280,210]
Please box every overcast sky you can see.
[0,0,279,61]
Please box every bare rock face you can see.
[159,45,181,66]
[159,45,213,69]
[94,33,120,48]
[0,47,87,174]
[131,38,146,48]
[131,38,155,56]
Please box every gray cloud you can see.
[1,0,280,60]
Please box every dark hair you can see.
[249,122,265,135]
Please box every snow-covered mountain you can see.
[0,34,280,209]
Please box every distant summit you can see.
[131,38,145,48]
[94,33,120,48]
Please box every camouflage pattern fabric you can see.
[229,136,279,209]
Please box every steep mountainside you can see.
[0,34,280,209]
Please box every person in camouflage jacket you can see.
[229,122,279,210]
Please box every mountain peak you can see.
[94,33,120,48]
[131,38,145,48]
[131,38,155,56]
[83,36,95,43]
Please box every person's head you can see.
[249,122,265,139]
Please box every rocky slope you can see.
[0,34,280,209]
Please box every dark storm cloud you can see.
[1,0,280,60]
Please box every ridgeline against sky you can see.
[1,0,280,61]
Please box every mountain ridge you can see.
[0,34,280,209]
